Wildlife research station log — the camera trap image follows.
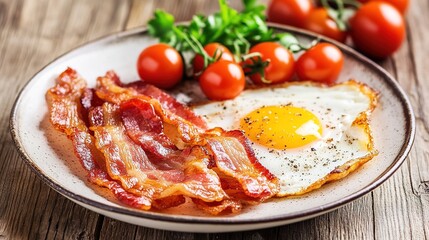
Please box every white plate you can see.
[10,25,415,233]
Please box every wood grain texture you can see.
[373,0,429,239]
[0,0,426,239]
[0,0,130,239]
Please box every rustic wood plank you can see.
[0,0,131,239]
[371,0,429,239]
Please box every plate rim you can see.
[9,24,416,225]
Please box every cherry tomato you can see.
[267,0,314,28]
[193,43,234,76]
[358,0,409,14]
[137,43,183,89]
[349,2,405,58]
[296,43,344,84]
[247,42,295,84]
[199,61,245,100]
[304,8,348,43]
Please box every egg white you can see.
[192,81,377,196]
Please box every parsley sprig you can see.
[148,0,309,57]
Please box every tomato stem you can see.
[337,0,361,8]
[241,53,272,84]
[288,38,320,53]
[321,0,349,31]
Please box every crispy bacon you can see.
[124,81,208,129]
[120,99,179,161]
[45,68,153,210]
[46,68,280,215]
[95,72,205,145]
[80,88,104,128]
[119,98,278,203]
[192,198,241,215]
[89,104,165,198]
[118,99,244,213]
[204,130,279,202]
[90,102,233,212]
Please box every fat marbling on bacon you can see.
[45,67,279,215]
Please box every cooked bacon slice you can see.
[119,98,244,213]
[119,97,277,204]
[89,104,166,198]
[120,99,179,162]
[192,198,241,215]
[46,68,153,209]
[205,130,279,202]
[90,102,234,213]
[80,88,104,128]
[124,81,208,129]
[95,72,205,145]
[47,68,279,215]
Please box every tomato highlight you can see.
[349,1,405,58]
[199,61,245,100]
[296,43,344,84]
[268,0,314,28]
[137,43,184,89]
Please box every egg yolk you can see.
[240,106,323,149]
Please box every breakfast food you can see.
[192,80,378,196]
[45,0,380,216]
[46,67,378,215]
[46,68,278,215]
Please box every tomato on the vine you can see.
[349,1,405,58]
[246,42,295,85]
[267,0,314,28]
[193,43,234,76]
[199,61,245,100]
[304,8,348,43]
[296,43,344,84]
[137,43,183,89]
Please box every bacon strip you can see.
[89,104,165,198]
[95,72,205,145]
[124,81,208,129]
[204,130,279,202]
[192,198,241,215]
[90,102,234,212]
[47,68,279,215]
[45,68,153,209]
[119,98,241,213]
[118,96,278,203]
[120,99,179,162]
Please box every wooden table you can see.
[1,0,427,239]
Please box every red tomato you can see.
[247,42,295,84]
[358,0,409,14]
[199,61,245,100]
[137,43,183,89]
[296,43,344,84]
[304,8,348,43]
[193,43,234,76]
[349,2,405,58]
[267,0,314,28]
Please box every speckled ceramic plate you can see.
[10,25,415,233]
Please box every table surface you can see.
[1,0,428,239]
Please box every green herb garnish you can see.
[148,0,307,57]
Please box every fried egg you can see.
[192,80,378,196]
